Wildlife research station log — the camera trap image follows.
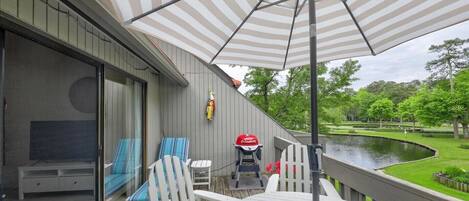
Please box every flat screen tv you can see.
[30,120,97,161]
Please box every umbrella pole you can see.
[308,1,320,201]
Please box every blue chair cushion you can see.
[106,138,143,197]
[104,174,133,198]
[111,139,132,174]
[127,182,149,201]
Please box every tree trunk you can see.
[412,120,416,132]
[447,58,455,92]
[400,117,403,129]
[453,119,459,139]
[463,123,469,139]
[379,118,383,128]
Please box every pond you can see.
[299,135,435,169]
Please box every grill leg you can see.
[256,171,264,187]
[235,171,240,188]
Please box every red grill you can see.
[232,133,263,188]
[234,133,261,152]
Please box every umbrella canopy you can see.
[109,0,469,70]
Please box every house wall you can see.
[156,39,299,176]
[0,0,162,168]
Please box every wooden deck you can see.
[194,176,265,199]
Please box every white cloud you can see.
[221,21,469,91]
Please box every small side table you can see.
[190,160,212,189]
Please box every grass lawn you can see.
[330,128,469,200]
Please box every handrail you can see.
[273,136,461,201]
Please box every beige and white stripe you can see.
[106,0,469,70]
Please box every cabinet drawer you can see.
[22,178,59,193]
[59,176,94,191]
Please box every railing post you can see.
[343,185,352,201]
[338,182,345,198]
[358,193,366,201]
[350,188,360,201]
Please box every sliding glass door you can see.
[1,31,98,201]
[103,67,144,200]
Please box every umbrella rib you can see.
[209,0,264,64]
[125,0,181,25]
[341,0,376,55]
[256,0,289,10]
[283,0,300,69]
[295,0,307,17]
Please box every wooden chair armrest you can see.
[320,178,343,199]
[265,174,279,193]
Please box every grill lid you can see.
[235,133,262,151]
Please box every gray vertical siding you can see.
[157,39,299,176]
[0,0,162,167]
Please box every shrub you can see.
[443,166,465,178]
[459,144,469,149]
[421,133,455,138]
[454,174,469,184]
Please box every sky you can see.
[220,21,469,94]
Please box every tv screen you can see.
[30,120,97,161]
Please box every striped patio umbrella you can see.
[107,0,469,200]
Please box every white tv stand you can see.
[18,161,95,200]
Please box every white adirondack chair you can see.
[276,143,342,199]
[148,156,279,201]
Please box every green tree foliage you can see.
[351,89,380,121]
[425,38,468,137]
[426,38,469,89]
[397,96,419,130]
[243,69,279,112]
[367,98,394,128]
[270,66,311,131]
[243,59,360,133]
[454,70,469,138]
[366,80,421,104]
[414,87,453,127]
[318,60,361,126]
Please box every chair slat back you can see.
[148,156,195,201]
[148,163,159,201]
[159,138,190,162]
[279,143,311,193]
[163,157,179,201]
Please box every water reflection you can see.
[316,135,435,169]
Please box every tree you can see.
[270,66,311,131]
[318,59,361,127]
[397,96,419,131]
[368,98,394,128]
[426,38,468,88]
[366,80,421,104]
[243,59,361,133]
[426,38,468,137]
[352,89,380,121]
[244,68,279,112]
[455,69,469,138]
[414,87,458,138]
